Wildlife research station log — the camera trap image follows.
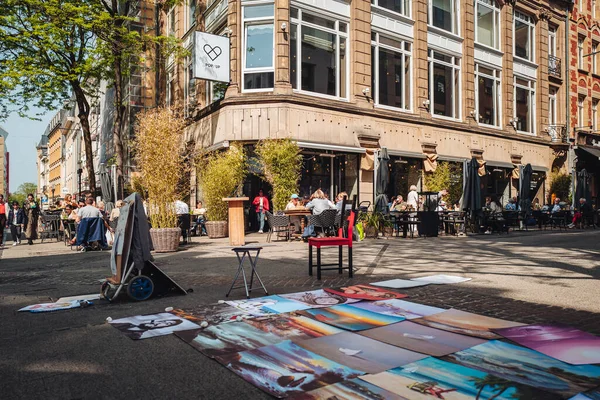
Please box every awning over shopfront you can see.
[485,160,515,169]
[296,141,366,154]
[437,155,468,163]
[387,150,426,159]
[579,146,600,160]
[531,165,549,172]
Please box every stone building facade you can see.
[165,0,570,207]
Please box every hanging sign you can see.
[194,31,230,83]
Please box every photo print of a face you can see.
[280,289,360,308]
[110,312,200,340]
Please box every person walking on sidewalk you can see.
[7,201,24,246]
[252,189,270,233]
[24,194,40,245]
[0,194,6,246]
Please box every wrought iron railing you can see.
[548,55,562,78]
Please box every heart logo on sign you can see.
[203,44,222,61]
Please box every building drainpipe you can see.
[565,2,576,208]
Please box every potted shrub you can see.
[255,138,302,211]
[382,217,394,237]
[363,212,382,239]
[199,144,247,238]
[133,107,186,253]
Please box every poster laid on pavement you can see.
[280,289,360,308]
[225,297,281,316]
[295,331,427,374]
[359,321,486,357]
[410,275,472,284]
[569,390,600,400]
[360,357,561,400]
[217,340,363,398]
[18,300,81,313]
[110,313,200,340]
[171,303,253,325]
[412,308,524,339]
[56,294,102,303]
[324,285,408,301]
[291,378,407,400]
[370,279,429,289]
[493,324,600,365]
[349,299,445,320]
[259,295,313,314]
[299,304,404,331]
[443,340,600,398]
[176,314,343,358]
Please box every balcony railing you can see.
[545,124,567,143]
[548,55,562,78]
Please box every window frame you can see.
[474,63,502,128]
[371,32,413,112]
[578,95,586,128]
[241,1,276,93]
[578,36,585,70]
[548,26,557,58]
[593,42,599,74]
[166,67,175,107]
[290,6,350,101]
[593,99,598,131]
[184,0,197,32]
[513,75,536,135]
[371,0,411,19]
[474,0,500,50]
[513,10,535,63]
[183,52,196,117]
[428,49,461,120]
[548,86,557,126]
[167,6,176,37]
[428,0,460,35]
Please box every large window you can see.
[578,95,585,128]
[593,42,599,74]
[593,99,598,131]
[372,0,410,18]
[475,64,501,127]
[578,36,585,70]
[428,49,461,119]
[290,8,348,99]
[549,87,557,125]
[371,33,412,111]
[548,26,557,57]
[429,0,459,34]
[166,67,175,106]
[242,3,275,91]
[186,0,197,31]
[167,7,176,37]
[514,11,535,62]
[514,76,535,134]
[184,54,196,117]
[475,0,500,49]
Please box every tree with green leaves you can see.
[8,182,37,206]
[0,0,101,192]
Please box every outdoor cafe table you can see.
[283,208,312,233]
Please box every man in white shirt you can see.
[175,200,189,215]
[76,198,103,222]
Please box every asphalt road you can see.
[1,229,599,399]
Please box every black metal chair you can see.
[311,209,338,237]
[177,214,192,244]
[64,220,78,249]
[548,211,568,230]
[265,211,291,242]
[40,214,61,243]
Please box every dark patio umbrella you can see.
[461,157,482,213]
[519,164,533,212]
[576,169,591,204]
[374,148,390,213]
[99,164,113,204]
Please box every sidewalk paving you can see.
[1,229,599,399]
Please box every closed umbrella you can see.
[99,164,113,204]
[461,157,482,213]
[576,169,591,204]
[519,164,533,212]
[374,148,390,213]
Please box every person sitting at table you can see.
[532,198,541,211]
[62,204,78,220]
[483,196,503,234]
[505,197,517,211]
[335,191,349,212]
[406,185,419,211]
[306,189,335,215]
[568,198,592,228]
[285,194,303,233]
[191,200,207,236]
[391,195,408,211]
[551,197,562,213]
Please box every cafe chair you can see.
[265,210,291,242]
[308,211,355,280]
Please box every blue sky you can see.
[1,106,54,193]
